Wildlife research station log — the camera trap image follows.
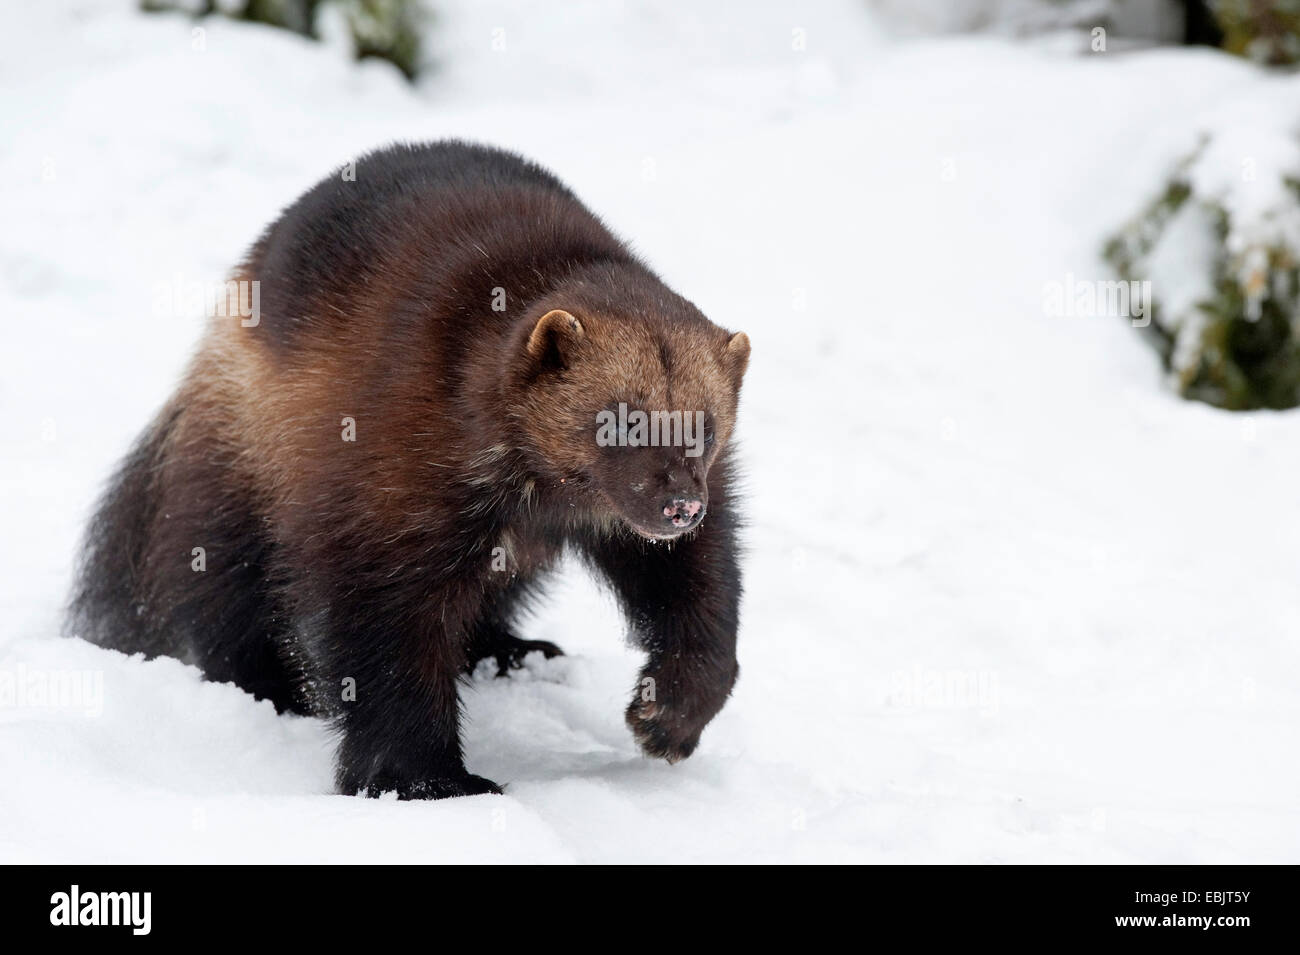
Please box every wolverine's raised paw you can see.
[354,772,503,800]
[625,698,702,764]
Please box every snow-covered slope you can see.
[2,0,1297,863]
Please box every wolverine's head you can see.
[505,275,749,540]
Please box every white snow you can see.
[2,0,1298,863]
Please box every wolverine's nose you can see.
[662,497,704,529]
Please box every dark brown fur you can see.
[70,141,749,798]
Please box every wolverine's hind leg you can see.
[150,439,307,714]
[464,577,563,677]
[465,626,564,677]
[72,401,307,714]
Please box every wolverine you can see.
[70,141,750,799]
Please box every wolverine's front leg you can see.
[291,562,501,799]
[583,509,743,762]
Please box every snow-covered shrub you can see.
[867,0,1176,40]
[1211,0,1300,65]
[341,0,423,79]
[869,0,1300,59]
[141,0,427,79]
[1104,114,1300,409]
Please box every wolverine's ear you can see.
[724,331,750,383]
[526,309,585,369]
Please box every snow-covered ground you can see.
[3,0,1298,863]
